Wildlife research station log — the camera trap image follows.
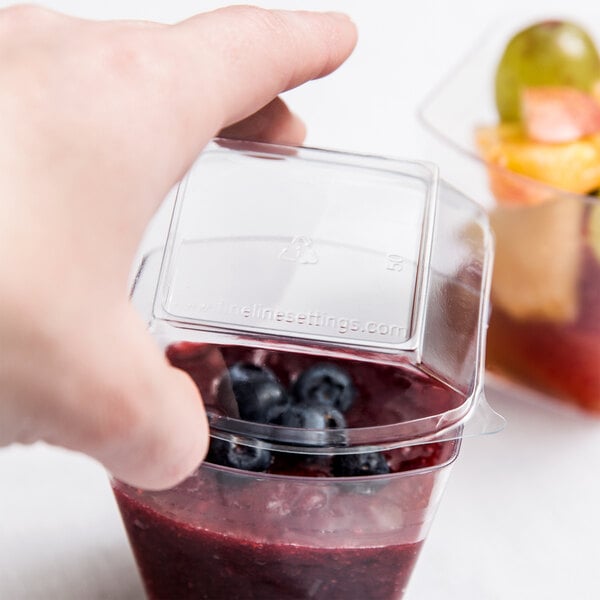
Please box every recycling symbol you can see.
[279,236,319,265]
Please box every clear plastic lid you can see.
[157,140,438,350]
[136,139,502,444]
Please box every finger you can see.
[162,7,356,141]
[93,310,209,490]
[219,97,306,146]
[43,307,209,491]
[101,363,209,491]
[105,369,209,491]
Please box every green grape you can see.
[496,20,600,122]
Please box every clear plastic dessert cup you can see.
[111,139,502,600]
[420,17,600,415]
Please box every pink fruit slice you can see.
[522,86,600,143]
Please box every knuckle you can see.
[101,29,170,90]
[217,6,295,81]
[234,5,291,38]
[104,32,150,77]
[68,348,148,451]
[106,29,158,75]
[84,380,145,450]
[103,392,145,445]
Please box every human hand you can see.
[0,5,357,489]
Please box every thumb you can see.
[53,305,209,491]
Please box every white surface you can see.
[2,1,600,599]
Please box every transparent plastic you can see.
[113,139,501,600]
[420,17,600,415]
[147,139,497,429]
[112,445,458,600]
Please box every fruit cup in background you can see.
[420,17,600,414]
[112,139,502,600]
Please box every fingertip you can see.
[106,364,210,492]
[142,367,210,490]
[324,11,353,21]
[167,6,358,133]
[324,11,358,43]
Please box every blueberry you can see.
[292,363,356,412]
[207,437,272,472]
[278,404,347,429]
[332,452,390,477]
[225,362,290,424]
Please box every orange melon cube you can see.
[476,124,600,202]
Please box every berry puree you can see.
[113,343,463,600]
[487,243,600,412]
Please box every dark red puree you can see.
[113,343,462,600]
[487,244,600,412]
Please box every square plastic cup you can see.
[419,17,600,415]
[111,139,503,600]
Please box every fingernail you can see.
[325,11,353,22]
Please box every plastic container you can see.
[112,139,502,600]
[420,17,600,415]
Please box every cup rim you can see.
[197,435,462,481]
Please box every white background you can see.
[2,1,600,599]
